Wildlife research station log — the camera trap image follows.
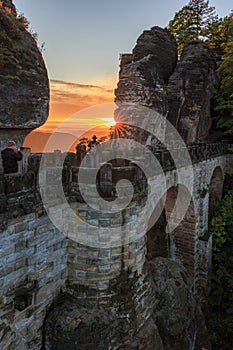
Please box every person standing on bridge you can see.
[88,135,99,151]
[1,140,23,174]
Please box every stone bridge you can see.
[0,141,232,349]
[1,9,232,348]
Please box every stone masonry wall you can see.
[0,169,67,349]
[0,150,232,348]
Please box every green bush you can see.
[207,190,233,349]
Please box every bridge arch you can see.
[209,166,224,212]
[146,185,196,276]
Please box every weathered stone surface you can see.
[115,26,177,117]
[132,26,178,82]
[115,29,218,145]
[44,269,164,350]
[0,148,231,349]
[43,258,211,350]
[0,2,49,150]
[44,298,163,350]
[167,42,217,144]
[150,258,211,350]
[0,213,67,350]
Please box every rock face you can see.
[44,270,164,350]
[0,2,49,150]
[115,29,217,145]
[44,258,211,350]
[150,258,211,350]
[167,42,217,144]
[132,26,178,82]
[115,26,177,116]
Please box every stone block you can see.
[14,222,28,233]
[14,240,27,252]
[98,265,111,273]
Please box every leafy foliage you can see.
[213,17,233,137]
[16,12,29,29]
[168,0,218,52]
[206,15,233,51]
[168,5,195,53]
[168,2,233,137]
[207,189,233,349]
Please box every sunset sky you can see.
[12,0,233,151]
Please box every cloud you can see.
[24,78,117,152]
[41,78,115,131]
[50,79,112,92]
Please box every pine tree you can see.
[168,0,218,52]
[168,5,195,52]
[189,0,218,38]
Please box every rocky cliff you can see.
[115,28,217,145]
[115,26,177,117]
[167,42,217,144]
[0,1,49,150]
[44,258,211,350]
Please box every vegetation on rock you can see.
[168,0,233,139]
[207,185,233,349]
[213,17,233,138]
[168,0,218,53]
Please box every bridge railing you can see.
[151,141,232,171]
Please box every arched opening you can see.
[146,208,168,260]
[164,186,196,276]
[209,166,224,212]
[146,185,196,277]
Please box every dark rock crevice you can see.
[167,42,217,144]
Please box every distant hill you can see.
[23,131,80,153]
[23,127,110,153]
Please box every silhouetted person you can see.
[1,140,23,174]
[88,135,99,151]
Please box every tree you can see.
[214,16,233,137]
[206,14,233,51]
[189,0,218,37]
[168,5,195,52]
[16,12,29,29]
[168,0,218,52]
[207,189,233,349]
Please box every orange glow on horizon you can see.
[39,79,115,133]
[23,78,116,153]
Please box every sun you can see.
[101,117,116,126]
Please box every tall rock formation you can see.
[115,26,177,117]
[0,1,49,150]
[167,42,217,144]
[115,29,217,145]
